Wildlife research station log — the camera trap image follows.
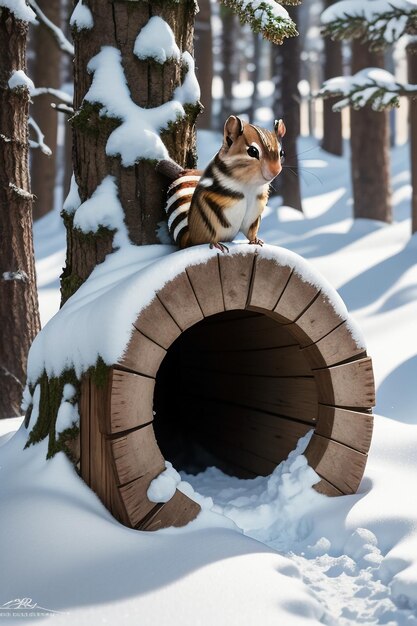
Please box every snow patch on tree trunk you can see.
[0,0,37,23]
[133,16,181,64]
[83,46,200,165]
[8,69,34,92]
[70,0,94,31]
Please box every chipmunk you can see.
[165,115,286,251]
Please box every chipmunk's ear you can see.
[224,115,245,147]
[274,119,286,139]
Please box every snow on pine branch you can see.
[27,0,74,56]
[318,67,417,111]
[0,0,36,23]
[29,117,52,156]
[83,45,200,164]
[220,0,298,44]
[321,0,417,48]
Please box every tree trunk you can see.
[350,41,391,222]
[321,0,343,156]
[407,41,417,235]
[0,10,41,418]
[62,0,74,201]
[195,0,213,129]
[249,33,261,122]
[220,6,236,126]
[272,6,302,212]
[30,0,60,220]
[62,0,199,304]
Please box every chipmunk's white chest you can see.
[218,184,265,240]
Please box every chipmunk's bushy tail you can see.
[165,170,201,248]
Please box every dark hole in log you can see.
[153,310,318,478]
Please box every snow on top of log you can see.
[0,0,37,23]
[83,46,199,165]
[72,175,130,248]
[26,243,366,383]
[8,70,34,92]
[70,0,93,31]
[133,16,181,64]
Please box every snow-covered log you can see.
[25,244,375,530]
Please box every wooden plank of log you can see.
[186,256,225,317]
[273,271,320,323]
[134,297,181,349]
[218,252,255,310]
[182,345,312,378]
[203,435,278,477]
[315,405,373,454]
[184,314,297,352]
[117,328,166,378]
[104,369,154,435]
[191,404,312,466]
[157,272,204,331]
[138,489,201,531]
[301,321,367,368]
[183,369,318,423]
[111,423,165,486]
[314,357,375,408]
[304,433,368,494]
[118,475,161,528]
[247,256,293,311]
[313,476,344,496]
[289,294,346,345]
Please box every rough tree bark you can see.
[272,6,302,212]
[321,0,343,156]
[220,6,236,126]
[195,0,213,129]
[0,9,41,418]
[30,0,60,220]
[350,41,392,222]
[62,0,199,304]
[407,41,417,234]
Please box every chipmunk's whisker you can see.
[282,164,323,185]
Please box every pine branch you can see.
[317,67,417,111]
[31,87,73,105]
[28,117,52,155]
[219,0,299,44]
[321,0,417,49]
[27,0,74,56]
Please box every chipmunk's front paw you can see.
[249,238,264,246]
[210,242,229,253]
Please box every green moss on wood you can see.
[25,369,79,459]
[88,357,110,389]
[70,102,120,138]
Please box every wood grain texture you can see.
[186,255,225,317]
[118,475,161,527]
[247,256,292,311]
[273,272,320,322]
[184,312,296,352]
[301,321,367,368]
[138,489,201,531]
[219,253,255,310]
[134,297,181,349]
[315,405,373,454]
[111,423,165,486]
[184,368,319,423]
[314,357,375,408]
[106,369,155,435]
[305,433,368,494]
[157,272,204,330]
[118,329,166,377]
[292,293,346,345]
[184,345,312,377]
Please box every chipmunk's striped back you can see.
[165,170,201,247]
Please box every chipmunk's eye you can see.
[247,145,259,159]
[280,148,285,163]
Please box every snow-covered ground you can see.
[1,133,417,624]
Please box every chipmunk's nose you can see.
[262,160,282,182]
